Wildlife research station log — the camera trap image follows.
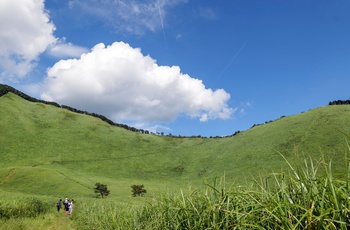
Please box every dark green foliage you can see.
[94,183,110,198]
[131,185,147,197]
[329,99,350,105]
[0,83,60,107]
[0,197,50,219]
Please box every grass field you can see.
[0,89,349,229]
[1,155,349,229]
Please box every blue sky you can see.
[0,0,349,137]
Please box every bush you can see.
[131,185,147,197]
[0,197,50,219]
[94,183,110,198]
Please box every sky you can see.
[0,0,349,137]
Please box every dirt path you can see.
[0,168,16,184]
[38,211,76,230]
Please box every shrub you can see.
[131,185,147,197]
[94,183,110,198]
[0,197,50,219]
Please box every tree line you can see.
[0,84,148,134]
[1,84,348,139]
[328,100,350,105]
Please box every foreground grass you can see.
[0,196,50,219]
[1,154,349,229]
[0,212,74,230]
[0,195,74,230]
[1,92,349,229]
[69,156,350,229]
[133,158,350,229]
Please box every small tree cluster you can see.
[131,185,147,197]
[328,100,350,105]
[94,183,110,198]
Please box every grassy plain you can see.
[0,91,349,229]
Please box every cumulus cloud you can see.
[42,42,232,123]
[0,0,56,79]
[68,0,187,34]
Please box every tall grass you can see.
[1,155,349,229]
[0,195,57,230]
[0,212,73,230]
[132,156,350,229]
[255,156,350,229]
[67,155,350,229]
[70,198,141,229]
[0,196,51,219]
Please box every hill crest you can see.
[1,83,349,138]
[0,88,349,196]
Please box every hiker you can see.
[56,199,62,212]
[63,198,70,215]
[69,199,74,214]
[63,198,68,205]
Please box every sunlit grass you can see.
[132,156,350,229]
[1,93,350,191]
[1,92,350,229]
[1,155,349,229]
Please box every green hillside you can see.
[0,90,349,198]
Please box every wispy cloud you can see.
[68,0,187,35]
[197,6,218,20]
[238,101,252,115]
[217,39,249,79]
[176,34,182,40]
[47,38,89,59]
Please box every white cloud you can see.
[238,101,252,115]
[68,0,187,34]
[41,42,233,123]
[0,0,56,79]
[47,38,89,59]
[131,122,171,134]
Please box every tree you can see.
[131,185,147,197]
[94,183,110,198]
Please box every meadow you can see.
[1,155,349,229]
[0,90,350,229]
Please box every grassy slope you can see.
[0,92,349,198]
